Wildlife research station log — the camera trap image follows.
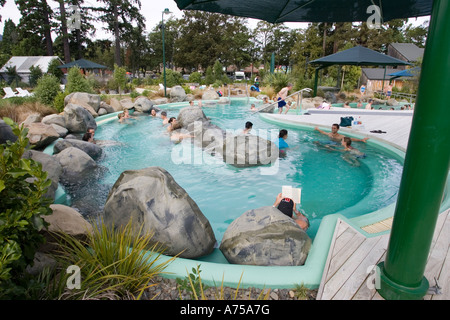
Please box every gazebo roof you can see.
[58,59,107,69]
[309,46,412,68]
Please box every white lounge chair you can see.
[2,87,18,99]
[16,88,33,97]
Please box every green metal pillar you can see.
[377,0,450,300]
[313,67,321,97]
[270,52,275,73]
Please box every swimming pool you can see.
[61,97,409,289]
[70,99,403,239]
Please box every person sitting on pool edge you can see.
[314,124,369,143]
[272,193,309,231]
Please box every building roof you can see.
[362,67,398,80]
[389,43,424,62]
[0,56,63,74]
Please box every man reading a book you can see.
[272,193,309,231]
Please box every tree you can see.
[28,65,43,87]
[95,0,145,67]
[0,19,19,56]
[15,0,54,56]
[65,66,93,94]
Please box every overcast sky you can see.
[0,0,429,41]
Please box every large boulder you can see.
[63,104,97,133]
[103,167,216,259]
[54,147,97,183]
[22,150,62,200]
[220,206,312,266]
[170,85,187,102]
[25,122,60,149]
[53,138,103,160]
[133,97,154,113]
[0,119,18,144]
[202,89,219,100]
[223,134,279,168]
[39,204,93,253]
[65,92,101,113]
[109,98,123,112]
[176,106,278,167]
[42,114,66,128]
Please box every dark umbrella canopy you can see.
[175,0,432,23]
[309,46,412,67]
[58,59,107,69]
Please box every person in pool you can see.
[243,121,253,134]
[272,193,309,231]
[277,129,289,148]
[326,136,366,166]
[314,124,369,143]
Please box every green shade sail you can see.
[175,0,432,23]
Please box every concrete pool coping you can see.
[47,100,450,290]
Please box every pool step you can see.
[361,217,393,234]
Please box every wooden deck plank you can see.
[424,210,450,300]
[332,235,389,300]
[321,236,381,300]
[325,232,366,282]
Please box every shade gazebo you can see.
[308,45,412,95]
[176,0,449,300]
[58,58,108,74]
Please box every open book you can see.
[282,186,302,204]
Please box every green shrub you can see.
[0,118,53,299]
[33,74,62,106]
[65,66,94,94]
[188,72,202,84]
[53,91,69,113]
[162,69,184,88]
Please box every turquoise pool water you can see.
[68,99,404,242]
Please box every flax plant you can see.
[52,220,176,300]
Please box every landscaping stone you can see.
[22,149,62,200]
[65,92,101,112]
[54,147,98,183]
[220,206,312,266]
[53,138,103,160]
[0,119,18,144]
[25,122,60,149]
[63,104,97,133]
[103,166,216,259]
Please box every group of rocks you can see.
[103,104,311,266]
[1,86,313,298]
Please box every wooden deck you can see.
[316,209,450,300]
